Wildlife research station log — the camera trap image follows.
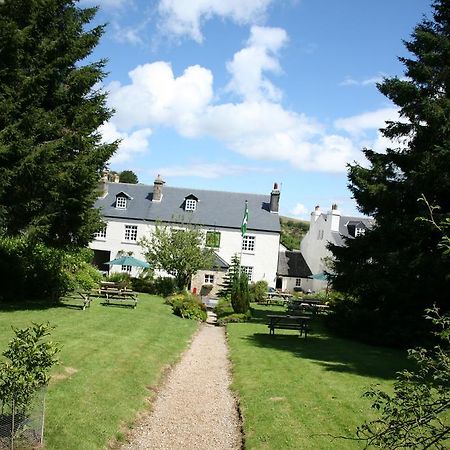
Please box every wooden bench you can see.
[267,314,311,338]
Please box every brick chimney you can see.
[269,182,280,213]
[153,174,165,202]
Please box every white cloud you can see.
[339,73,386,87]
[226,26,288,101]
[79,0,130,8]
[290,203,309,218]
[99,122,153,164]
[334,107,399,136]
[104,27,404,173]
[156,163,272,179]
[158,0,273,42]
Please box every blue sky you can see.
[81,0,432,219]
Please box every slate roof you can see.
[96,182,281,233]
[277,250,312,278]
[321,214,374,246]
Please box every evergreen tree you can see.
[0,0,117,248]
[119,170,138,184]
[231,270,250,314]
[330,0,450,346]
[217,254,240,298]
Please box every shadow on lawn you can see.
[0,300,66,312]
[245,307,409,380]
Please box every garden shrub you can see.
[216,311,251,326]
[152,277,177,297]
[106,272,131,288]
[0,235,101,301]
[170,291,207,321]
[214,299,233,318]
[249,280,268,303]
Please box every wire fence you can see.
[0,388,46,450]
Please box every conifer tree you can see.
[217,254,241,298]
[330,0,450,346]
[0,0,117,248]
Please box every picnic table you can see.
[98,286,138,308]
[61,291,92,310]
[262,291,293,305]
[267,314,311,338]
[287,298,329,314]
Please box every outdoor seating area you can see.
[286,298,329,315]
[97,281,138,308]
[267,314,311,338]
[61,291,92,310]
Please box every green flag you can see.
[241,201,249,236]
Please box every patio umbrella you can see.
[106,255,150,268]
[309,272,329,281]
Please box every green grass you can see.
[0,295,198,450]
[227,304,409,449]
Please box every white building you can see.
[90,175,281,296]
[300,204,374,292]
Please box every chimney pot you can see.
[270,182,280,213]
[153,174,165,202]
[332,203,338,210]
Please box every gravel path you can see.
[121,314,242,450]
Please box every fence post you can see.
[40,391,46,446]
[11,399,14,450]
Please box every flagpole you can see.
[240,200,248,269]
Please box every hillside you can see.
[280,216,309,250]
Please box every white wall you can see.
[90,219,280,287]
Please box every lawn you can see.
[0,295,198,450]
[227,304,409,450]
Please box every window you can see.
[121,265,132,273]
[204,274,214,284]
[295,278,302,287]
[185,199,197,211]
[242,235,255,252]
[241,266,253,281]
[94,227,107,240]
[116,196,127,209]
[206,231,221,248]
[355,227,366,237]
[317,229,324,240]
[124,225,138,242]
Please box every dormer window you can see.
[115,191,133,209]
[116,196,127,209]
[184,194,199,211]
[185,199,197,211]
[355,227,366,237]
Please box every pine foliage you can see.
[0,0,117,248]
[330,0,450,346]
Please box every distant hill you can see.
[280,216,309,250]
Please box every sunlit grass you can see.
[0,295,198,450]
[227,304,409,449]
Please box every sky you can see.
[80,0,432,219]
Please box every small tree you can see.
[0,323,59,416]
[119,170,138,184]
[140,223,214,290]
[231,270,250,314]
[217,254,240,298]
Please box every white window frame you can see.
[185,199,197,211]
[204,274,214,284]
[241,266,253,282]
[242,235,255,252]
[116,196,127,209]
[355,227,366,237]
[295,278,302,287]
[124,225,138,242]
[94,227,107,240]
[121,265,132,273]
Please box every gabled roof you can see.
[321,213,374,240]
[115,191,133,199]
[96,182,281,233]
[212,252,229,270]
[277,250,312,278]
